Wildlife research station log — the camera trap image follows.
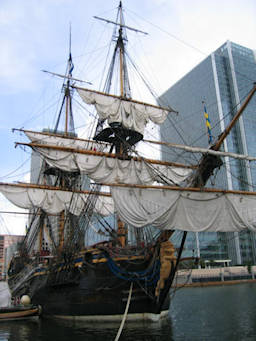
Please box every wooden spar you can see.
[0,182,111,197]
[5,171,256,196]
[65,86,69,134]
[213,83,256,151]
[14,128,110,146]
[16,128,256,168]
[143,139,256,162]
[93,16,148,35]
[116,2,131,253]
[120,46,124,96]
[16,142,195,169]
[72,85,177,113]
[99,181,256,196]
[0,210,58,216]
[41,70,92,85]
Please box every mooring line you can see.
[114,282,133,341]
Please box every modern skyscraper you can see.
[159,41,256,265]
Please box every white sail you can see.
[0,184,114,216]
[111,187,256,232]
[28,144,192,185]
[77,88,169,135]
[25,130,192,185]
[25,130,107,151]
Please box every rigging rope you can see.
[114,281,133,341]
[106,255,160,284]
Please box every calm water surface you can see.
[0,283,256,340]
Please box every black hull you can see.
[8,254,170,321]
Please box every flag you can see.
[68,53,74,76]
[203,103,213,144]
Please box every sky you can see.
[0,0,255,235]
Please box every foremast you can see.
[58,35,74,254]
[22,36,80,260]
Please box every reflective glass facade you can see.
[159,41,256,265]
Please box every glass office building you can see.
[159,41,256,265]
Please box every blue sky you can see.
[0,0,255,234]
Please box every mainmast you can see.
[93,2,149,247]
[93,1,148,155]
[118,1,125,97]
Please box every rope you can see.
[107,256,160,284]
[114,282,133,341]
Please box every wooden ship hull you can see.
[8,243,174,321]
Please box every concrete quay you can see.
[175,265,256,287]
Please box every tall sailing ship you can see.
[1,2,256,321]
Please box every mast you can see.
[213,83,256,151]
[93,1,150,246]
[65,86,69,134]
[46,30,77,255]
[58,29,73,252]
[92,1,148,154]
[54,26,75,135]
[65,25,73,134]
[118,1,124,97]
[116,0,127,245]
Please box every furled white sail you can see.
[24,130,192,185]
[27,144,192,185]
[77,88,170,135]
[0,184,114,216]
[111,187,256,232]
[25,131,107,151]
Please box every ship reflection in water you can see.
[0,318,173,341]
[1,283,256,340]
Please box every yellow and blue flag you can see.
[203,103,213,144]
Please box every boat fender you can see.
[20,295,31,306]
[38,305,43,316]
